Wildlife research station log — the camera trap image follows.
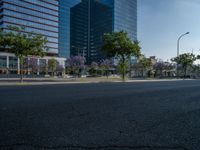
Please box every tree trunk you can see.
[160,69,163,78]
[142,69,144,78]
[19,56,24,83]
[106,70,109,79]
[122,57,126,82]
[184,67,187,79]
[177,64,179,78]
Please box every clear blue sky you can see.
[138,0,200,61]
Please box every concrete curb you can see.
[0,79,196,86]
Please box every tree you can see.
[2,26,48,82]
[138,55,152,77]
[153,61,175,78]
[171,53,197,77]
[48,59,57,76]
[100,59,113,78]
[24,58,38,75]
[164,62,176,77]
[55,64,65,77]
[89,62,99,76]
[102,31,141,81]
[117,59,129,79]
[66,56,86,77]
[191,65,200,77]
[0,29,14,51]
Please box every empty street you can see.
[1,80,200,150]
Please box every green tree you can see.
[100,59,113,78]
[2,26,48,82]
[102,31,141,81]
[171,53,197,77]
[48,59,57,76]
[0,29,14,50]
[66,56,86,78]
[89,62,99,76]
[117,59,129,79]
[138,55,152,77]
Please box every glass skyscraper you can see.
[70,0,112,63]
[101,0,137,41]
[0,0,137,65]
[0,0,59,55]
[70,0,137,63]
[0,0,68,75]
[59,0,80,57]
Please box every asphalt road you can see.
[1,80,200,150]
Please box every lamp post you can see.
[177,32,190,57]
[176,32,190,77]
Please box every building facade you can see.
[70,0,112,63]
[0,0,137,74]
[0,0,65,74]
[101,0,137,41]
[58,0,80,58]
[1,0,59,55]
[70,0,137,63]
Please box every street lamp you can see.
[176,32,190,77]
[177,32,190,57]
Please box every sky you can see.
[138,0,200,61]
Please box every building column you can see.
[27,57,30,75]
[6,56,9,75]
[17,57,20,75]
[62,61,65,77]
[37,58,40,75]
[46,59,48,75]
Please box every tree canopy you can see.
[6,26,48,58]
[66,56,86,77]
[102,31,141,59]
[0,26,48,82]
[138,55,152,77]
[171,53,197,77]
[102,31,141,80]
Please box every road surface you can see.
[1,80,200,150]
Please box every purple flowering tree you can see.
[89,61,99,76]
[153,61,166,77]
[66,56,86,77]
[100,59,113,78]
[29,58,39,74]
[153,61,175,77]
[24,58,39,75]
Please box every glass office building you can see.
[0,0,67,74]
[59,0,80,57]
[70,0,112,63]
[0,0,137,65]
[0,0,59,55]
[70,0,137,63]
[101,0,137,41]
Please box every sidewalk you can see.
[0,77,122,86]
[0,77,192,86]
